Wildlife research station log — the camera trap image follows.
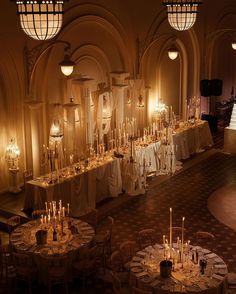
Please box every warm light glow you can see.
[163,1,202,31]
[61,65,74,76]
[15,1,66,40]
[232,42,236,50]
[155,101,167,113]
[50,120,63,141]
[59,54,75,76]
[168,48,179,60]
[5,138,20,169]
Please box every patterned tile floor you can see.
[99,151,236,274]
[2,128,236,293]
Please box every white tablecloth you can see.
[24,158,122,217]
[130,244,227,294]
[173,120,213,161]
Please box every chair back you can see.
[110,270,122,294]
[80,208,98,233]
[13,252,34,268]
[169,226,187,243]
[23,170,33,189]
[110,250,123,272]
[119,240,136,265]
[32,209,47,219]
[132,287,152,294]
[7,215,21,234]
[138,229,156,249]
[195,231,215,251]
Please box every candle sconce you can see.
[137,94,145,108]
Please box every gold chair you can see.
[31,209,47,219]
[132,287,152,294]
[7,215,21,235]
[79,208,98,233]
[73,245,102,288]
[110,270,130,294]
[109,250,123,273]
[93,216,114,266]
[23,170,33,190]
[195,231,215,251]
[138,229,156,249]
[13,252,37,294]
[119,240,136,271]
[42,254,69,294]
[169,226,187,242]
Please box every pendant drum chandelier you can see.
[163,0,202,31]
[14,1,68,40]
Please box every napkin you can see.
[212,273,225,281]
[135,271,148,278]
[214,264,227,269]
[136,251,147,257]
[205,253,217,259]
[133,256,143,262]
[130,262,141,267]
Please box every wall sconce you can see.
[24,40,74,96]
[12,0,69,41]
[168,46,179,60]
[137,94,145,108]
[232,41,236,50]
[50,119,64,142]
[163,0,202,31]
[5,138,21,193]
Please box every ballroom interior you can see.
[0,0,236,293]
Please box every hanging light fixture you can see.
[59,51,75,76]
[13,0,68,41]
[168,46,179,60]
[163,0,202,31]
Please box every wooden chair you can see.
[132,287,152,294]
[109,250,129,284]
[23,170,33,190]
[7,216,21,235]
[73,245,102,287]
[168,226,187,243]
[119,241,136,271]
[138,229,156,249]
[13,252,37,294]
[109,250,123,273]
[93,216,114,264]
[195,231,215,251]
[31,209,47,219]
[42,254,69,294]
[110,270,130,294]
[79,208,98,233]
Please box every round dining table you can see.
[130,244,228,294]
[10,217,95,282]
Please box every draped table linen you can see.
[173,120,213,161]
[10,218,95,283]
[24,157,122,217]
[130,244,227,294]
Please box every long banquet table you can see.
[130,244,227,293]
[24,156,122,217]
[173,120,213,161]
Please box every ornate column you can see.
[75,77,95,153]
[110,72,129,128]
[63,99,79,163]
[25,101,44,177]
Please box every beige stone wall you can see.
[0,0,235,191]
